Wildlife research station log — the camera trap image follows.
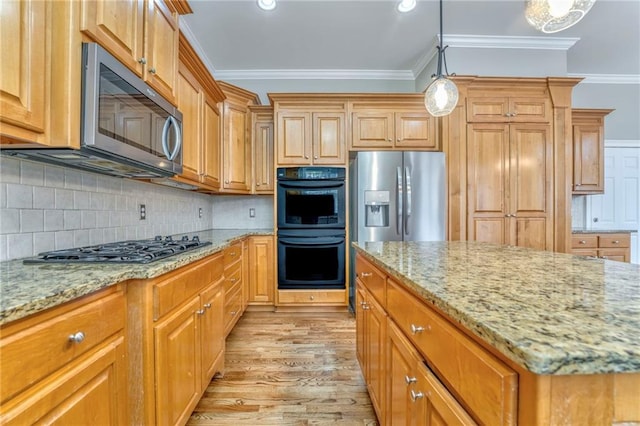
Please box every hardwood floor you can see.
[188,311,379,425]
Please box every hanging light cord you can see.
[433,0,454,79]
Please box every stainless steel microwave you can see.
[2,43,183,178]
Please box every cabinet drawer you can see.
[355,255,386,307]
[278,290,346,305]
[224,266,242,294]
[571,235,598,249]
[387,279,517,426]
[599,234,630,248]
[224,287,243,335]
[153,254,223,320]
[0,288,125,403]
[223,242,242,267]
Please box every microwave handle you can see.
[162,116,182,161]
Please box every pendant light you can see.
[424,0,458,117]
[525,0,596,33]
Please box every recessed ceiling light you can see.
[258,0,276,11]
[397,0,417,13]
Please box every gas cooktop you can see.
[24,235,211,264]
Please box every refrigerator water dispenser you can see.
[364,190,389,227]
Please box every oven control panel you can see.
[277,167,345,180]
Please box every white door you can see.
[588,142,640,264]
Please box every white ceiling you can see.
[181,0,640,81]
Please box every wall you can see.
[0,157,215,261]
[211,195,274,229]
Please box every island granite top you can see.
[353,241,640,376]
[0,229,272,326]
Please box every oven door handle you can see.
[279,237,344,245]
[278,181,344,189]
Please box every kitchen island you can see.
[354,240,640,425]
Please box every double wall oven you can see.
[277,167,346,290]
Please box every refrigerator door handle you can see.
[405,166,411,235]
[397,166,403,235]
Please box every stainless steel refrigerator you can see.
[348,151,446,309]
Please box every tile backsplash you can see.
[0,157,255,261]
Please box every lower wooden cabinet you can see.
[248,235,275,305]
[571,232,631,262]
[0,285,127,425]
[223,241,246,335]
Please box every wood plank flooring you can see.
[187,311,379,425]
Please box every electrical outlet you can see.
[249,208,255,218]
[199,207,203,218]
[139,204,146,220]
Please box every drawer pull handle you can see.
[230,278,237,283]
[405,375,417,385]
[410,324,428,334]
[410,390,424,402]
[579,240,586,244]
[230,311,237,316]
[613,240,620,244]
[360,272,372,277]
[362,304,370,310]
[68,332,85,344]
[204,303,212,309]
[230,252,236,256]
[196,309,205,315]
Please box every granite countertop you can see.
[572,228,638,234]
[0,229,273,326]
[353,241,640,376]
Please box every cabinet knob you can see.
[225,180,229,184]
[579,240,586,244]
[68,332,86,344]
[204,303,212,309]
[410,390,424,402]
[575,184,582,187]
[410,324,429,334]
[405,375,417,385]
[387,138,392,142]
[612,240,620,244]
[230,278,237,283]
[314,155,318,159]
[196,309,205,315]
[257,183,261,186]
[600,256,608,259]
[138,57,147,65]
[305,155,309,159]
[361,303,370,310]
[310,295,315,300]
[149,67,156,74]
[230,311,237,316]
[360,272,372,278]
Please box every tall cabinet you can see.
[443,76,582,253]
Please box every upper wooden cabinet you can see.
[466,96,551,123]
[572,108,613,194]
[250,106,275,194]
[80,0,184,104]
[219,82,261,193]
[351,111,437,150]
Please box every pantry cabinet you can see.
[219,82,261,193]
[572,108,613,194]
[0,285,127,425]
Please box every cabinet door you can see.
[144,0,179,103]
[1,336,127,425]
[351,112,394,148]
[80,0,145,76]
[467,123,509,245]
[277,111,311,165]
[355,283,366,369]
[222,103,251,192]
[154,296,201,426]
[466,98,510,123]
[395,112,437,150]
[248,236,275,304]
[508,97,550,123]
[598,248,629,262]
[509,124,552,250]
[387,320,422,426]
[253,118,274,193]
[0,0,47,141]
[176,66,202,182]
[312,112,346,165]
[366,293,387,420]
[573,123,604,193]
[200,280,224,389]
[202,96,221,189]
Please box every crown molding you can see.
[411,37,439,79]
[213,69,415,80]
[439,34,580,50]
[179,21,218,75]
[569,73,640,84]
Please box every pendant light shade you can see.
[525,0,596,33]
[424,0,458,117]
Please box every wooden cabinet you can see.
[276,110,347,166]
[466,96,550,123]
[0,285,127,425]
[127,253,225,425]
[351,111,437,150]
[356,279,387,421]
[467,122,553,250]
[173,33,226,190]
[250,106,274,194]
[223,241,246,335]
[80,0,181,104]
[219,82,261,193]
[572,109,613,194]
[571,232,631,262]
[248,235,275,305]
